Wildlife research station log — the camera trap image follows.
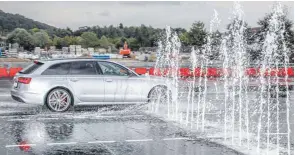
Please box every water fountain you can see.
[224,1,248,146]
[152,26,181,120]
[257,2,292,154]
[151,1,293,155]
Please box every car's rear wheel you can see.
[46,88,73,112]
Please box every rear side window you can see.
[20,62,43,74]
[69,61,97,75]
[42,63,71,75]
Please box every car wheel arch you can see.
[147,85,168,102]
[43,86,74,106]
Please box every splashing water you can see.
[154,26,181,120]
[257,2,292,155]
[190,48,197,129]
[226,1,248,146]
[200,9,221,132]
[151,2,293,155]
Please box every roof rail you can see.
[37,57,97,61]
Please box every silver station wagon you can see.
[11,59,173,112]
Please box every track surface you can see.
[0,79,241,155]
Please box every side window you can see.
[21,62,44,74]
[69,61,97,75]
[98,62,132,76]
[42,63,71,75]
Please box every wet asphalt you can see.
[0,79,242,155]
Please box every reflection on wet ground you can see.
[0,111,242,155]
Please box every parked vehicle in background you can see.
[119,41,131,58]
[11,58,172,112]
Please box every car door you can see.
[67,61,104,103]
[97,61,145,103]
[124,75,147,102]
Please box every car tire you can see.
[46,88,73,112]
[148,86,171,104]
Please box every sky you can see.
[0,1,293,31]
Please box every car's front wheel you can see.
[148,86,171,104]
[46,88,73,112]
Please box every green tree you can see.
[66,27,73,36]
[209,30,222,60]
[52,36,63,49]
[99,35,111,49]
[179,32,190,46]
[76,36,83,45]
[32,30,51,48]
[71,36,79,45]
[127,37,139,50]
[0,10,56,32]
[120,37,127,46]
[119,23,123,29]
[255,8,294,62]
[173,28,187,36]
[187,21,207,47]
[30,28,40,34]
[80,32,99,48]
[7,28,34,50]
[70,24,164,48]
[109,37,122,49]
[63,36,73,46]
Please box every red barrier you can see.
[148,68,154,75]
[148,67,294,77]
[193,68,202,77]
[263,68,273,76]
[0,68,9,77]
[206,68,219,77]
[192,68,209,77]
[262,68,284,76]
[179,68,191,77]
[9,67,22,77]
[269,68,279,76]
[288,67,294,77]
[134,68,147,75]
[217,68,229,77]
[215,68,223,77]
[149,68,162,76]
[144,67,294,77]
[1,66,292,78]
[277,68,287,77]
[149,68,180,76]
[276,67,295,77]
[246,68,259,76]
[163,68,172,76]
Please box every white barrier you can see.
[116,55,123,59]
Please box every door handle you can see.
[105,79,113,82]
[70,78,79,82]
